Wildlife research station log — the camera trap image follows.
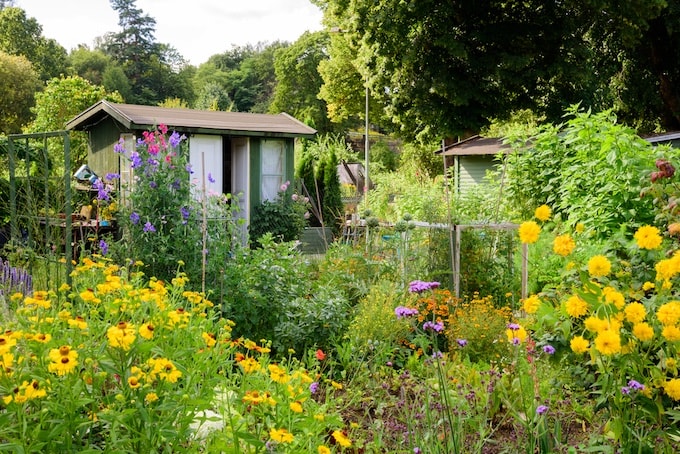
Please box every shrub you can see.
[248,181,309,247]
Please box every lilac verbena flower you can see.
[423,321,444,332]
[130,212,140,225]
[543,345,556,355]
[99,240,108,256]
[536,405,548,415]
[432,351,443,359]
[457,339,468,347]
[621,386,631,395]
[395,306,419,319]
[309,382,319,394]
[507,323,521,330]
[628,380,645,391]
[143,221,156,233]
[414,448,422,454]
[408,280,441,294]
[512,337,521,346]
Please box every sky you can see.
[16,0,324,65]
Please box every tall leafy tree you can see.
[0,7,68,80]
[0,50,41,134]
[27,75,123,168]
[270,31,335,134]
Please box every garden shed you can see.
[437,136,509,195]
[65,100,316,223]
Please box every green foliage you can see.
[345,280,411,354]
[504,107,664,237]
[321,149,344,235]
[0,50,40,134]
[27,75,122,172]
[270,31,334,133]
[368,140,398,173]
[248,183,309,247]
[0,6,68,81]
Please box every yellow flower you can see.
[318,446,331,454]
[565,295,589,318]
[522,295,541,314]
[666,358,677,370]
[239,357,261,374]
[79,289,101,304]
[0,334,16,355]
[602,287,625,309]
[657,301,680,326]
[584,316,608,333]
[139,323,155,340]
[128,376,141,389]
[270,428,294,443]
[505,325,528,344]
[634,225,662,250]
[22,380,47,400]
[655,252,680,281]
[534,204,551,222]
[48,354,79,375]
[145,392,159,403]
[594,330,621,355]
[107,322,136,351]
[632,322,654,341]
[31,333,52,343]
[570,335,589,353]
[331,380,343,390]
[68,316,88,330]
[642,281,655,291]
[553,234,575,257]
[199,332,215,347]
[575,223,585,233]
[662,325,680,342]
[332,430,352,448]
[588,255,611,278]
[147,357,182,383]
[518,221,541,244]
[268,364,290,384]
[663,378,680,400]
[624,302,647,324]
[48,345,78,363]
[289,401,303,413]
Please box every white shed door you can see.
[189,135,223,196]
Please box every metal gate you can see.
[6,131,73,288]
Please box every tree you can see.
[0,51,40,134]
[193,42,286,113]
[0,7,68,80]
[270,31,335,134]
[27,75,123,169]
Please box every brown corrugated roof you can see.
[66,100,316,138]
[436,136,509,156]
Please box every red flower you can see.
[315,349,326,361]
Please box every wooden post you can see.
[521,242,528,300]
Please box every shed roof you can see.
[643,131,680,144]
[66,100,317,138]
[436,135,509,156]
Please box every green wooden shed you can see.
[65,100,316,225]
[437,136,509,195]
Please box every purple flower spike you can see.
[99,240,108,256]
[130,212,140,225]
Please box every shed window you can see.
[260,139,285,201]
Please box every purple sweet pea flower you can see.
[105,172,120,181]
[169,131,183,148]
[130,151,143,169]
[185,163,194,174]
[208,173,216,183]
[543,345,556,355]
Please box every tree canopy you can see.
[0,50,40,134]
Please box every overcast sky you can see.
[16,0,324,65]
